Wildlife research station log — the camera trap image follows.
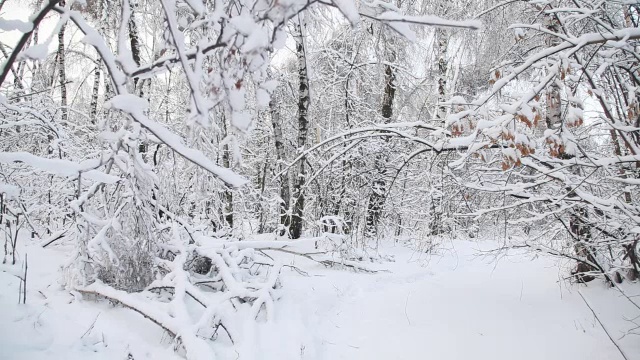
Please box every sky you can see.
[2,2,56,48]
[1,1,61,87]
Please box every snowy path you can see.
[1,239,639,359]
[276,240,640,360]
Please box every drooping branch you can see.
[0,0,60,87]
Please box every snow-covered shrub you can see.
[66,116,166,291]
[77,224,283,358]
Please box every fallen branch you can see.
[319,259,389,273]
[40,229,67,248]
[77,287,177,338]
[259,247,387,273]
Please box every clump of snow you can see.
[19,43,50,61]
[0,19,33,32]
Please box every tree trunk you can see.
[57,24,67,123]
[570,206,598,282]
[290,15,310,240]
[221,116,233,229]
[128,0,148,156]
[338,74,355,234]
[257,160,269,233]
[543,5,598,281]
[364,52,396,238]
[129,0,142,92]
[89,65,101,124]
[430,28,449,236]
[270,91,291,236]
[543,6,561,130]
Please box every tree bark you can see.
[290,16,310,240]
[543,4,598,281]
[430,28,449,236]
[0,44,24,93]
[221,116,233,229]
[270,91,291,236]
[89,65,101,124]
[127,0,148,156]
[57,24,67,123]
[129,0,142,92]
[364,52,396,238]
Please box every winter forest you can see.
[1,0,640,358]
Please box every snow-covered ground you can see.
[1,237,639,359]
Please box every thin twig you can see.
[578,291,629,360]
[22,253,27,304]
[81,313,101,339]
[404,290,412,326]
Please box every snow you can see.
[242,28,269,54]
[0,182,20,199]
[0,241,182,360]
[231,111,252,132]
[377,12,416,41]
[256,88,270,108]
[332,0,360,26]
[229,14,258,36]
[0,152,119,184]
[183,0,205,15]
[1,236,638,360]
[376,12,482,31]
[0,19,33,33]
[277,240,639,360]
[105,94,248,188]
[19,43,49,61]
[3,1,639,359]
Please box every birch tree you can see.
[290,15,311,239]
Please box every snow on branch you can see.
[320,0,481,41]
[470,27,640,111]
[79,281,217,360]
[52,7,249,188]
[77,223,292,359]
[106,95,248,188]
[374,12,482,31]
[0,151,118,183]
[0,0,59,86]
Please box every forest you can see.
[1,0,640,359]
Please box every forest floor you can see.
[1,236,639,360]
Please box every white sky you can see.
[1,2,58,49]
